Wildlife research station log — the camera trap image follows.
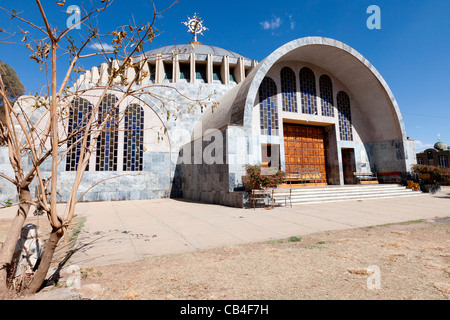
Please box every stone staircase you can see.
[272,184,421,205]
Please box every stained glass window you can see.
[300,67,317,115]
[123,104,144,171]
[281,67,298,113]
[66,98,93,171]
[337,91,353,141]
[258,77,279,136]
[96,94,119,171]
[320,75,334,117]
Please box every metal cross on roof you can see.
[182,13,208,43]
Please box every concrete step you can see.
[270,185,421,205]
[275,187,411,197]
[275,183,405,192]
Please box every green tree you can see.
[0,59,25,101]
[0,60,25,145]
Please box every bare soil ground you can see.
[1,212,449,300]
[0,214,83,295]
[78,218,449,300]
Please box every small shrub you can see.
[288,236,302,243]
[412,164,450,182]
[243,164,287,190]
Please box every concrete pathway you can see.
[61,188,449,268]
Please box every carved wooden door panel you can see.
[283,124,327,179]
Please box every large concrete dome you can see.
[145,43,251,61]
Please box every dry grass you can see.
[78,219,450,300]
[1,212,449,300]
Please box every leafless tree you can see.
[0,0,213,298]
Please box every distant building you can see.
[416,141,450,168]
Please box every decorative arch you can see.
[96,93,119,171]
[123,104,144,171]
[258,77,279,136]
[299,67,317,115]
[319,74,334,117]
[280,67,298,113]
[66,97,93,171]
[337,91,353,141]
[213,37,407,144]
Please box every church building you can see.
[0,15,417,207]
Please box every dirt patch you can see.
[77,219,449,300]
[2,215,449,300]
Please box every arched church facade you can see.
[178,37,416,206]
[0,37,416,207]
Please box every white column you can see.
[111,60,121,84]
[234,57,245,83]
[155,53,164,84]
[221,55,230,85]
[90,66,100,84]
[99,63,109,85]
[125,67,136,85]
[206,54,213,84]
[173,53,179,83]
[84,70,91,84]
[140,60,150,85]
[190,53,196,84]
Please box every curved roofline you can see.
[144,43,251,60]
[196,37,407,144]
[237,37,406,140]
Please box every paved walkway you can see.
[1,188,448,268]
[62,188,449,268]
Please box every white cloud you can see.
[88,42,115,52]
[288,15,295,30]
[414,140,433,152]
[260,17,282,30]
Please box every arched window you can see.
[281,67,298,113]
[123,104,144,171]
[319,75,334,117]
[299,67,317,115]
[66,98,93,171]
[337,91,353,141]
[96,94,119,171]
[258,77,279,136]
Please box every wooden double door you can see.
[283,124,327,179]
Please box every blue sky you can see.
[0,0,449,151]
